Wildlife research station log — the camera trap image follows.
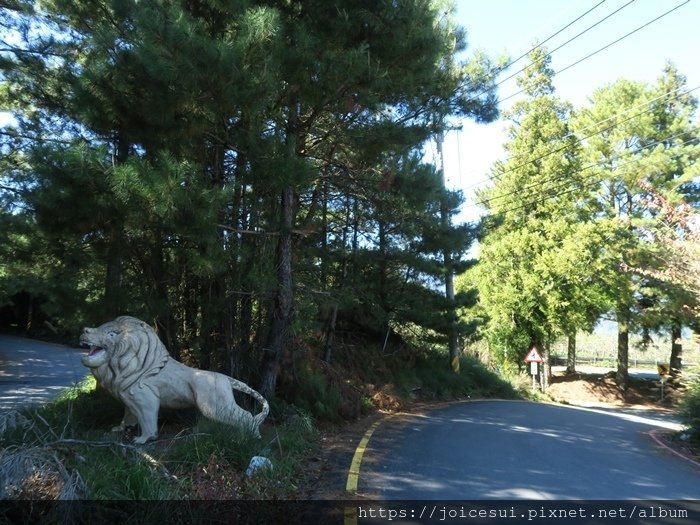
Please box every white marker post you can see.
[524,346,545,392]
[657,363,670,402]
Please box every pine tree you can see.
[1,0,501,397]
[247,0,501,394]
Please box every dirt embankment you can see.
[547,369,681,408]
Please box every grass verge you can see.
[0,378,318,500]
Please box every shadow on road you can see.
[361,400,698,500]
[0,335,89,410]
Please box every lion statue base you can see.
[80,315,269,444]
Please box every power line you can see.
[494,0,609,77]
[479,137,699,216]
[556,0,690,79]
[456,84,693,185]
[480,132,698,210]
[465,0,615,108]
[558,86,697,147]
[498,0,691,105]
[453,1,692,220]
[479,132,696,210]
[494,0,634,92]
[461,85,699,193]
[495,146,700,218]
[486,85,700,189]
[455,1,691,190]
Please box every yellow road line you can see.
[346,417,385,493]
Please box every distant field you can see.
[550,331,700,370]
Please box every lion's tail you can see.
[229,378,270,435]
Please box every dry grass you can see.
[0,444,87,499]
[0,410,31,436]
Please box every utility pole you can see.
[436,132,460,373]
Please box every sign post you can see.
[657,363,670,402]
[524,346,545,392]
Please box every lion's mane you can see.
[91,316,169,395]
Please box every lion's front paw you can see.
[133,434,155,445]
[111,424,125,432]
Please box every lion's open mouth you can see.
[81,343,104,356]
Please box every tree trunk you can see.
[151,237,180,360]
[377,216,388,311]
[616,307,630,390]
[237,292,253,375]
[259,186,294,398]
[25,296,33,333]
[103,227,123,318]
[444,252,460,373]
[541,341,550,390]
[324,198,352,364]
[566,331,577,374]
[103,136,130,320]
[233,171,254,379]
[324,258,348,364]
[437,134,459,373]
[670,322,683,377]
[324,304,339,363]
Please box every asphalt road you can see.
[360,400,700,500]
[0,334,89,410]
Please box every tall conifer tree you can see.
[470,48,611,381]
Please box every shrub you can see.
[280,365,346,422]
[679,376,700,443]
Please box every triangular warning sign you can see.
[524,346,544,363]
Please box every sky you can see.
[442,0,700,223]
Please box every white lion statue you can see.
[80,315,269,444]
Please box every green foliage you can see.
[1,0,502,386]
[467,50,699,378]
[679,374,700,443]
[0,377,124,448]
[391,351,518,400]
[168,418,263,470]
[0,381,181,500]
[280,366,346,423]
[571,63,700,383]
